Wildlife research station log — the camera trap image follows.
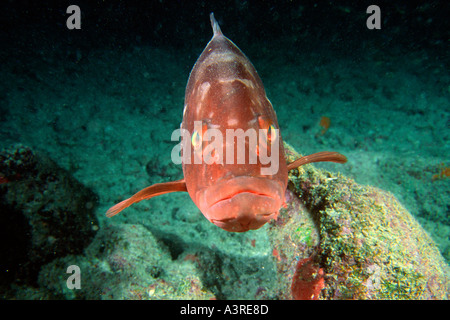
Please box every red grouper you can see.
[106,13,347,232]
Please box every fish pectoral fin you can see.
[106,179,187,218]
[287,151,347,171]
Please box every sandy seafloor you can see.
[0,2,448,299]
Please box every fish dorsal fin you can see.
[106,179,187,218]
[287,151,347,171]
[210,12,223,37]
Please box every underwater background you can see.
[0,0,448,299]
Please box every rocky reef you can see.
[268,143,449,299]
[0,144,98,295]
[37,223,215,300]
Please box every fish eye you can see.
[192,130,202,150]
[260,122,277,146]
[267,124,277,144]
[257,115,277,145]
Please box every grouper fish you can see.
[106,13,347,232]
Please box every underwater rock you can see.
[37,223,215,299]
[0,144,98,290]
[266,188,320,299]
[268,143,449,299]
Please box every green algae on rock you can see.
[38,224,215,300]
[270,143,449,299]
[266,188,320,299]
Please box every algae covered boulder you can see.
[268,143,449,299]
[38,223,215,300]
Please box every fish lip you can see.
[197,176,285,212]
[206,192,280,232]
[209,190,273,208]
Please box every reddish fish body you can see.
[105,14,347,232]
[181,14,288,231]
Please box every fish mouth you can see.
[209,190,273,207]
[197,176,285,232]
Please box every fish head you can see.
[182,100,288,231]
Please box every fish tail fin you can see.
[287,151,347,171]
[210,13,223,37]
[106,179,187,218]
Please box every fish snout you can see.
[207,194,279,232]
[198,177,285,232]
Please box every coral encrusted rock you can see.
[37,223,215,300]
[267,143,449,299]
